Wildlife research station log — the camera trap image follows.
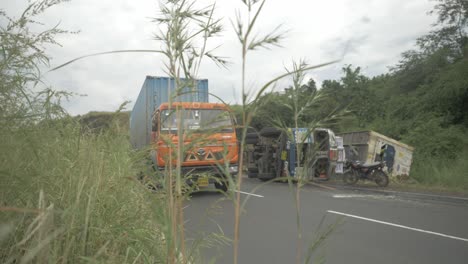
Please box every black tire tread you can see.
[247,171,258,178]
[214,181,228,192]
[259,127,282,137]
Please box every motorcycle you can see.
[342,160,389,187]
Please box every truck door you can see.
[384,145,396,173]
[151,111,159,142]
[150,111,160,166]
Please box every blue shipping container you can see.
[130,76,209,149]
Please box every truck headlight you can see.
[229,166,238,173]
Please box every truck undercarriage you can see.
[245,127,338,182]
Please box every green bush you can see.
[79,111,130,134]
[403,117,466,160]
[410,151,468,191]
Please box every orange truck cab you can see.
[150,102,239,189]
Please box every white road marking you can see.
[333,194,395,199]
[327,210,468,243]
[235,190,264,198]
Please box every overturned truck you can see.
[245,127,341,181]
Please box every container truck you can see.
[130,76,239,191]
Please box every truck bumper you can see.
[157,165,238,178]
[157,165,238,188]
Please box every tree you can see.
[341,65,376,128]
[300,78,317,94]
[0,1,70,126]
[402,0,468,64]
[425,0,468,58]
[250,91,293,129]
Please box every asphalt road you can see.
[184,177,468,264]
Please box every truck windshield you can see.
[160,109,233,133]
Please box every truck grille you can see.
[185,151,224,161]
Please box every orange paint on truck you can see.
[150,102,239,173]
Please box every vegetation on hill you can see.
[78,111,130,133]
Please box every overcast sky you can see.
[3,0,436,115]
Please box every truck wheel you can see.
[258,172,275,182]
[214,181,228,192]
[247,167,258,178]
[247,171,258,178]
[245,132,259,144]
[259,127,282,138]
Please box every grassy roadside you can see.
[326,152,468,197]
[385,182,468,197]
[407,152,468,195]
[0,118,166,263]
[327,179,468,197]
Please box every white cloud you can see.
[3,0,436,115]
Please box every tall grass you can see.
[232,1,341,263]
[0,117,168,263]
[1,3,168,260]
[151,1,228,263]
[409,152,468,191]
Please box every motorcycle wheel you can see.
[374,171,389,187]
[343,171,359,185]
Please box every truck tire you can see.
[247,171,258,178]
[248,167,259,172]
[259,127,282,138]
[258,172,275,181]
[214,180,228,192]
[245,132,259,144]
